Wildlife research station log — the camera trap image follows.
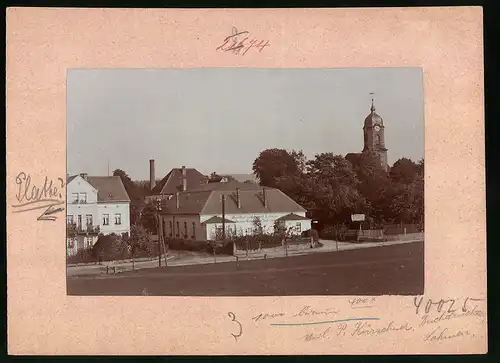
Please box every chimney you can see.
[181,165,187,191]
[149,159,156,191]
[175,192,180,209]
[236,188,241,208]
[80,173,88,180]
[262,188,267,207]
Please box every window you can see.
[67,215,74,224]
[77,215,82,228]
[169,221,173,237]
[86,214,93,226]
[184,222,188,238]
[296,222,302,233]
[86,237,94,248]
[68,238,74,249]
[79,193,87,203]
[71,193,79,203]
[192,222,196,239]
[176,221,180,237]
[103,214,109,225]
[114,213,121,225]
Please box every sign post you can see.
[351,214,365,242]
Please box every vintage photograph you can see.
[66,68,424,296]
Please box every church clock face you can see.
[374,125,381,132]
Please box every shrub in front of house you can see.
[67,247,96,264]
[92,233,127,262]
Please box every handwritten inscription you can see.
[12,172,65,220]
[424,326,471,342]
[292,305,339,318]
[216,27,270,56]
[413,297,484,315]
[301,321,413,342]
[349,297,376,309]
[252,312,285,322]
[419,306,485,328]
[303,327,331,342]
[351,321,414,336]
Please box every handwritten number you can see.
[413,296,423,314]
[228,312,242,342]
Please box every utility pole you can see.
[156,198,162,268]
[222,194,226,242]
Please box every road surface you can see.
[67,241,424,296]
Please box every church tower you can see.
[362,97,388,171]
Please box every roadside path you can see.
[67,238,423,277]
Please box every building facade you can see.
[158,180,311,242]
[66,173,131,256]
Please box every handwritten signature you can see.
[216,27,270,56]
[12,172,65,221]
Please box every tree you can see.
[252,148,306,187]
[121,225,154,269]
[305,153,366,223]
[252,216,264,236]
[139,203,159,234]
[390,175,424,224]
[390,158,419,185]
[351,150,392,224]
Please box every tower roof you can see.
[364,98,383,127]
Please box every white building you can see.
[66,173,131,256]
[158,180,311,242]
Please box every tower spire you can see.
[370,92,375,112]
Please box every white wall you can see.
[66,175,99,228]
[97,202,130,236]
[66,175,130,249]
[201,212,310,240]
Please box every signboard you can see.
[351,214,365,222]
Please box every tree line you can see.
[252,148,424,229]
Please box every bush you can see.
[302,229,319,242]
[320,224,348,241]
[92,233,127,262]
[67,247,95,264]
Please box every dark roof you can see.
[151,168,207,195]
[67,174,130,202]
[160,188,306,215]
[275,213,311,221]
[202,216,236,224]
[86,176,130,202]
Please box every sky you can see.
[67,68,424,181]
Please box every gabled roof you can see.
[151,168,207,195]
[67,174,130,202]
[87,176,131,202]
[160,188,306,216]
[202,216,236,224]
[275,213,311,221]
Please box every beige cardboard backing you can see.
[6,7,486,355]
